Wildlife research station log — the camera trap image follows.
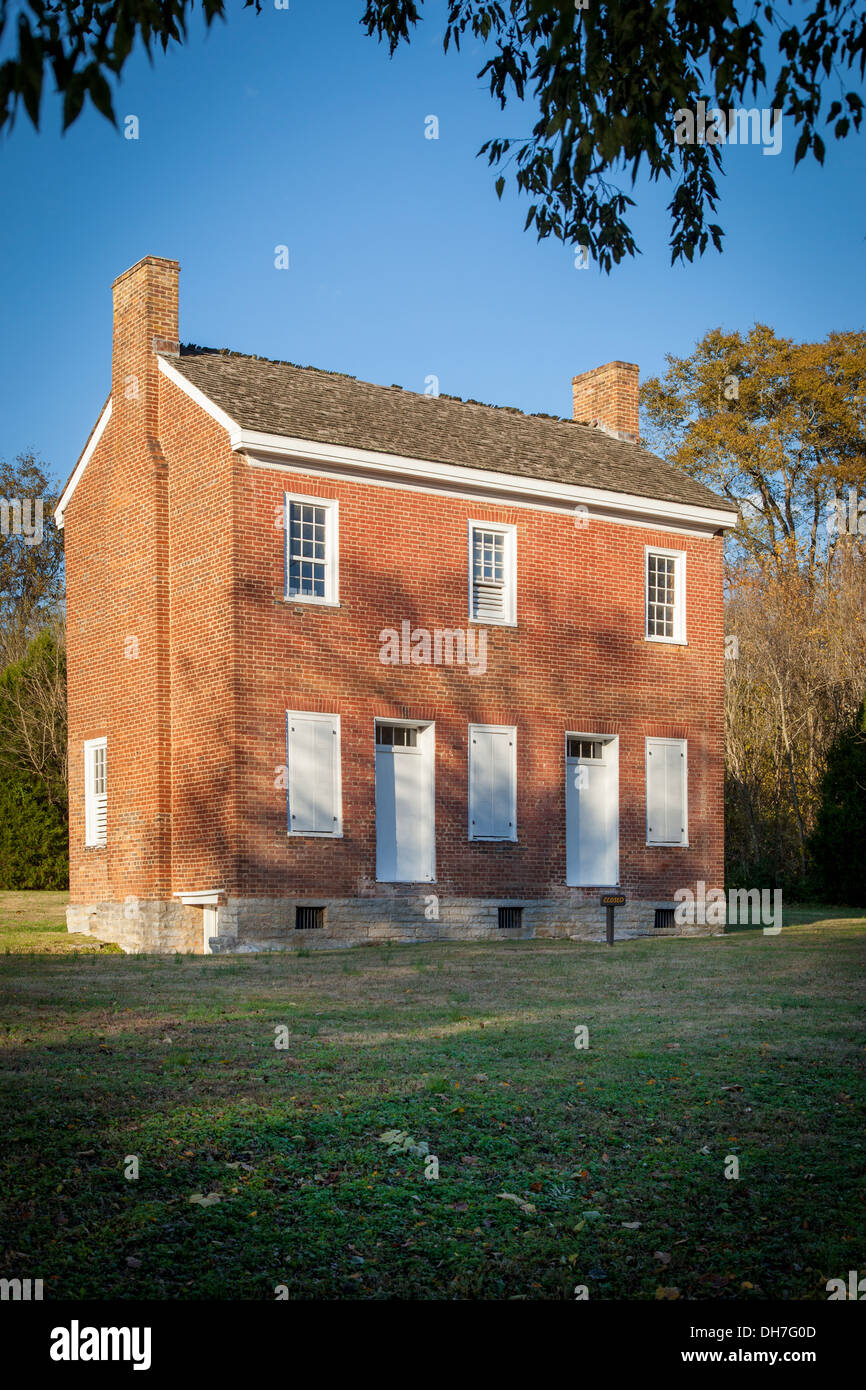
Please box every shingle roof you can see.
[171,347,730,513]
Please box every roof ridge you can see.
[177,342,594,432]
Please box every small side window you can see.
[84,737,107,847]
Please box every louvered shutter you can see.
[84,738,107,847]
[287,714,341,834]
[472,580,506,622]
[646,738,687,845]
[469,726,516,840]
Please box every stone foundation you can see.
[67,893,716,953]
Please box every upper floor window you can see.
[468,521,516,625]
[285,494,339,605]
[84,737,107,847]
[645,546,686,643]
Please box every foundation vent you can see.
[296,905,325,930]
[498,906,523,930]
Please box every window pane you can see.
[648,553,676,636]
[473,529,505,584]
[289,502,328,597]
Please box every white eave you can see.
[232,427,739,536]
[54,399,113,530]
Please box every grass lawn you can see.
[0,891,120,954]
[0,893,864,1300]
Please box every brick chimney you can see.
[106,256,179,900]
[572,361,639,443]
[112,256,179,438]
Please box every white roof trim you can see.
[232,428,739,535]
[158,354,239,433]
[54,399,112,530]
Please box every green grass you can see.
[0,895,864,1300]
[0,890,120,953]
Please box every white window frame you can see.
[84,736,107,847]
[284,493,339,606]
[468,520,517,626]
[468,723,518,842]
[286,711,343,837]
[645,545,686,644]
[645,736,688,847]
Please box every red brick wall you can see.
[219,463,724,902]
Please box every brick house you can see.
[56,255,737,953]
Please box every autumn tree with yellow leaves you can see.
[642,327,866,895]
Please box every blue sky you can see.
[1,0,864,490]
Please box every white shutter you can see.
[646,738,687,845]
[287,713,342,835]
[472,581,506,622]
[84,738,107,847]
[469,725,516,840]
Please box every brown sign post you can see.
[600,892,626,945]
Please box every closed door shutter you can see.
[469,726,516,840]
[287,714,341,834]
[646,738,687,844]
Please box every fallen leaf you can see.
[497,1192,536,1214]
[654,1251,671,1265]
[655,1286,681,1300]
[621,1221,641,1229]
[189,1192,221,1207]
